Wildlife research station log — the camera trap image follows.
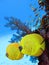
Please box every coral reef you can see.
[5,0,49,65]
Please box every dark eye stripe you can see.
[19,46,23,51]
[6,53,8,57]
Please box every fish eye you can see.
[19,46,23,51]
[6,53,9,57]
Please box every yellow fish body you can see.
[20,33,45,56]
[6,43,24,60]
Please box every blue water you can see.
[0,0,45,65]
